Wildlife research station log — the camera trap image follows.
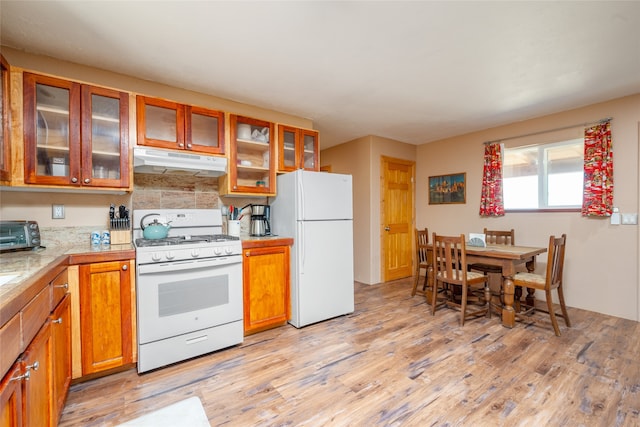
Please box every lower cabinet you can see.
[243,244,291,335]
[76,260,135,376]
[50,295,71,423]
[0,268,70,427]
[21,322,53,427]
[0,365,22,426]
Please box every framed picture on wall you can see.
[428,172,466,204]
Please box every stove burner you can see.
[135,234,239,247]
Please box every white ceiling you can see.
[2,1,639,149]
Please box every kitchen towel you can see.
[116,396,209,427]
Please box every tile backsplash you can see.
[132,174,222,210]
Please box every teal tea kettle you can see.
[140,213,171,239]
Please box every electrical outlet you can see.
[52,204,65,219]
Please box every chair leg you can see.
[431,273,438,316]
[484,284,491,319]
[545,289,561,336]
[411,267,420,296]
[460,284,468,326]
[557,285,571,327]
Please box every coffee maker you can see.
[250,204,271,236]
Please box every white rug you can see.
[117,396,210,427]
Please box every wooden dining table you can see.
[463,244,547,328]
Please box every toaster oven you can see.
[0,221,42,252]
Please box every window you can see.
[503,139,583,210]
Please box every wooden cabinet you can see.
[21,321,53,427]
[242,243,291,335]
[0,54,10,183]
[277,125,319,172]
[0,267,70,427]
[78,260,134,375]
[50,295,71,423]
[0,365,23,427]
[0,324,54,427]
[220,114,276,196]
[22,72,130,189]
[136,95,224,155]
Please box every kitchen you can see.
[0,43,362,425]
[1,2,640,426]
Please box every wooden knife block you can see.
[110,229,131,245]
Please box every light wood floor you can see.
[59,278,640,426]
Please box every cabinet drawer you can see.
[51,269,69,307]
[0,314,21,378]
[21,285,51,348]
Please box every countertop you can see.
[240,235,294,248]
[0,243,134,327]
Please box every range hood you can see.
[133,147,227,177]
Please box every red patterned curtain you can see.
[582,121,614,217]
[479,142,504,217]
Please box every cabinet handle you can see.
[122,264,128,271]
[187,144,192,148]
[11,371,30,382]
[55,283,69,290]
[71,177,78,183]
[52,317,63,324]
[384,226,390,231]
[26,361,39,371]
[84,178,91,184]
[178,143,184,148]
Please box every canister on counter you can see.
[91,230,101,246]
[101,230,111,245]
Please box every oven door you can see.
[136,255,242,344]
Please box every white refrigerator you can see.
[270,170,354,328]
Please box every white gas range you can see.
[132,209,243,373]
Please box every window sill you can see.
[505,208,581,213]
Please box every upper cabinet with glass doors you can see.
[136,95,224,155]
[277,125,319,173]
[23,73,130,189]
[220,114,275,196]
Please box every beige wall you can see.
[322,135,417,285]
[417,94,640,321]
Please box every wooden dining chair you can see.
[469,228,515,311]
[412,228,431,297]
[469,228,515,274]
[513,234,571,336]
[432,233,490,325]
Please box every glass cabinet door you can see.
[24,73,81,185]
[136,96,185,150]
[186,106,224,155]
[81,86,129,187]
[278,126,297,172]
[301,129,319,171]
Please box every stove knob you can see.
[225,246,234,255]
[166,251,175,260]
[214,247,223,256]
[191,249,200,258]
[151,252,162,262]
